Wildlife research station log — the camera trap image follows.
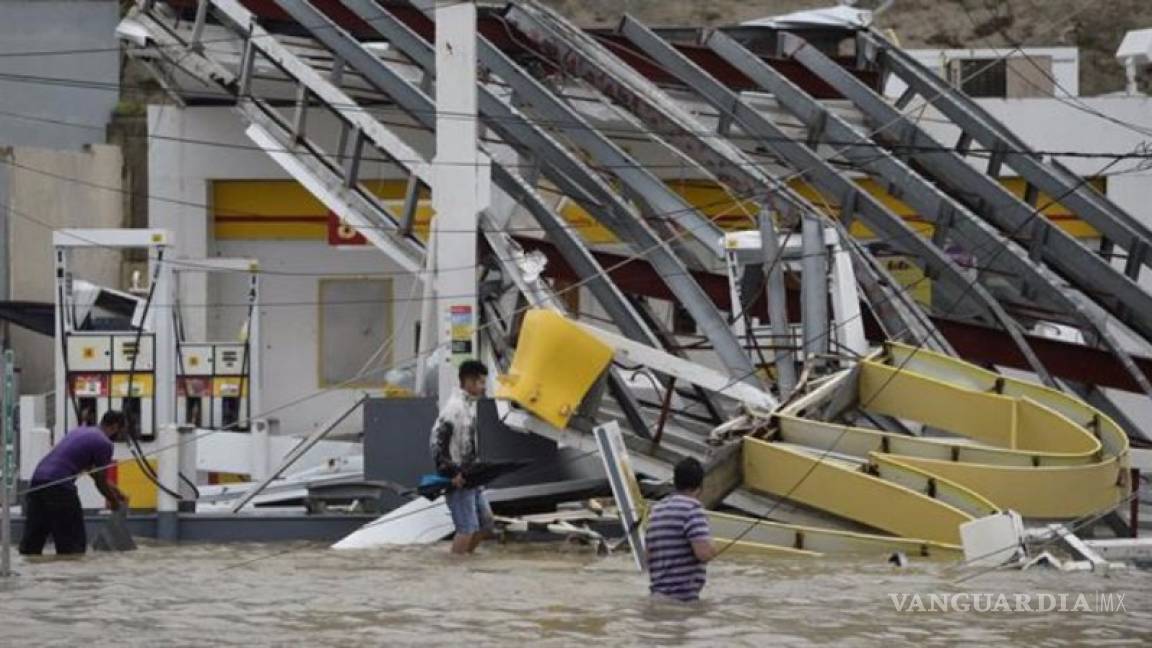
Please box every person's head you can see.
[673,457,705,496]
[99,410,126,440]
[458,360,488,398]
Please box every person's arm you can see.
[686,506,717,562]
[91,470,126,511]
[431,419,464,487]
[691,538,717,563]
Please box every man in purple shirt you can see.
[645,457,717,602]
[19,410,128,555]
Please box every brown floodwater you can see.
[1,541,1150,646]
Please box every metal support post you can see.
[249,419,271,481]
[178,426,197,512]
[156,423,180,542]
[189,0,210,50]
[1132,468,1140,539]
[801,216,829,365]
[758,211,796,396]
[2,349,14,577]
[150,244,175,444]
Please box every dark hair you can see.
[673,457,705,491]
[458,360,488,383]
[100,410,126,429]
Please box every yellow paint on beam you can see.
[715,539,822,558]
[1015,397,1099,454]
[742,438,976,545]
[870,453,1000,519]
[891,456,1128,519]
[211,179,435,241]
[859,361,1017,447]
[884,341,1129,459]
[706,510,962,558]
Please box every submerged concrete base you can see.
[157,511,179,542]
[9,512,378,544]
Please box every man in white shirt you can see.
[429,360,493,555]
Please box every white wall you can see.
[910,95,1152,232]
[0,0,120,149]
[7,144,123,393]
[149,106,418,437]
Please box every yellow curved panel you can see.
[707,511,962,558]
[884,342,997,391]
[870,453,999,518]
[884,342,1129,460]
[743,438,975,545]
[750,341,1131,548]
[1015,397,1099,454]
[780,412,1098,469]
[859,361,1017,447]
[716,540,822,558]
[891,455,1129,519]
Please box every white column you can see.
[249,418,271,481]
[151,245,175,436]
[156,423,180,541]
[53,247,67,439]
[432,1,490,405]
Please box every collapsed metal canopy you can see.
[122,0,1152,443]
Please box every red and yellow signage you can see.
[213,176,1105,245]
[212,179,434,242]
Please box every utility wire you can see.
[711,153,1129,561]
[13,0,1132,569]
[3,101,1149,166]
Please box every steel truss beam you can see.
[133,3,425,272]
[860,31,1152,282]
[504,6,846,375]
[606,16,1051,382]
[318,0,758,385]
[706,29,1152,390]
[772,32,1152,399]
[131,0,660,429]
[347,0,727,260]
[841,232,953,354]
[787,33,1152,339]
[504,4,809,226]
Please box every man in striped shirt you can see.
[645,457,717,602]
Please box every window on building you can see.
[950,58,1007,97]
[948,56,1055,98]
[318,279,392,386]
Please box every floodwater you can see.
[1,541,1150,647]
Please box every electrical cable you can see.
[13,0,1133,569]
[710,154,1128,561]
[119,247,185,501]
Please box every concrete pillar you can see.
[432,1,490,404]
[177,425,197,513]
[250,418,271,481]
[18,427,50,483]
[800,215,829,366]
[156,423,180,541]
